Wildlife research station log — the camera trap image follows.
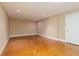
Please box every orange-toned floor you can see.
[1,35,79,56]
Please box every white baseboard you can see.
[10,33,37,38]
[38,34,57,40]
[0,38,9,55]
[57,38,65,42]
[10,34,65,42]
[38,34,65,42]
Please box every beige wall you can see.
[37,16,58,39]
[57,15,65,40]
[10,19,37,37]
[37,15,65,40]
[0,5,9,54]
[10,14,65,41]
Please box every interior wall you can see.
[37,16,58,39]
[37,15,65,41]
[10,14,65,41]
[0,5,9,54]
[57,15,65,40]
[10,19,37,37]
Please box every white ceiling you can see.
[1,2,79,21]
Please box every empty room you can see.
[0,2,79,56]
